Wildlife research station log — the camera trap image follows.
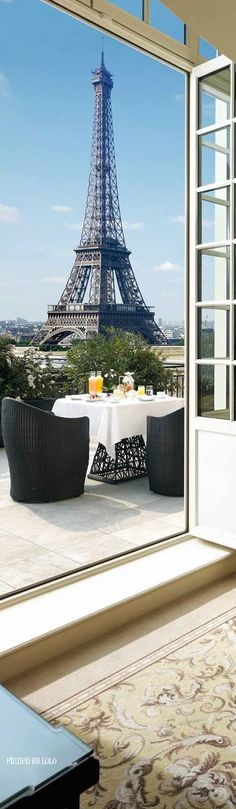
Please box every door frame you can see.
[189,54,234,537]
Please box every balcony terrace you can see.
[0,441,185,596]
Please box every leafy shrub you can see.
[0,330,170,401]
[0,338,68,401]
[67,329,169,392]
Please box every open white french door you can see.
[189,54,236,547]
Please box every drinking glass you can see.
[137,385,145,396]
[89,372,97,396]
[96,371,103,394]
[146,386,153,397]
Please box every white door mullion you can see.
[190,56,234,539]
[230,64,235,419]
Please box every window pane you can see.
[234,66,236,117]
[198,247,230,301]
[199,126,230,187]
[234,370,236,419]
[234,306,236,357]
[199,186,230,244]
[199,38,217,60]
[198,307,229,359]
[108,0,142,15]
[234,248,236,298]
[233,181,236,236]
[198,365,229,419]
[150,0,185,43]
[199,67,231,129]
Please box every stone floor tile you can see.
[0,551,76,589]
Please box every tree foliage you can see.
[0,330,170,400]
[0,337,24,399]
[67,329,169,392]
[0,338,68,401]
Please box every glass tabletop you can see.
[0,686,92,805]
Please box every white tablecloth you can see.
[53,396,184,459]
[53,397,112,440]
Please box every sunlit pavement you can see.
[0,445,185,595]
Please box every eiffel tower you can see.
[34,52,167,347]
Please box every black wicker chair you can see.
[23,398,56,412]
[146,407,184,496]
[2,397,89,503]
[0,400,55,449]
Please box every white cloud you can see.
[51,205,72,213]
[1,294,18,301]
[0,204,19,224]
[123,221,144,231]
[64,221,83,231]
[175,93,184,103]
[41,276,66,284]
[153,261,182,272]
[37,246,72,258]
[202,218,214,229]
[169,214,185,225]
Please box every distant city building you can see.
[0,320,44,342]
[0,318,184,347]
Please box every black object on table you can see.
[2,397,89,503]
[0,685,99,808]
[146,407,184,496]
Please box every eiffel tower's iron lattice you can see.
[34,53,167,347]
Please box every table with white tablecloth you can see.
[53,397,108,440]
[53,396,184,483]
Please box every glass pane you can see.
[199,186,230,244]
[199,127,230,187]
[150,0,185,43]
[234,370,236,420]
[234,66,236,117]
[198,307,229,359]
[198,247,230,301]
[108,0,142,16]
[199,38,217,60]
[198,365,230,419]
[234,248,236,298]
[234,306,236,357]
[199,67,231,129]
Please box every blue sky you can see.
[0,0,186,323]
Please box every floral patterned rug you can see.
[44,607,236,808]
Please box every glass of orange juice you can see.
[89,372,97,396]
[96,371,103,394]
[137,385,145,396]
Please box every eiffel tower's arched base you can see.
[32,304,168,348]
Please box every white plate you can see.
[109,397,120,403]
[69,394,90,400]
[137,395,155,402]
